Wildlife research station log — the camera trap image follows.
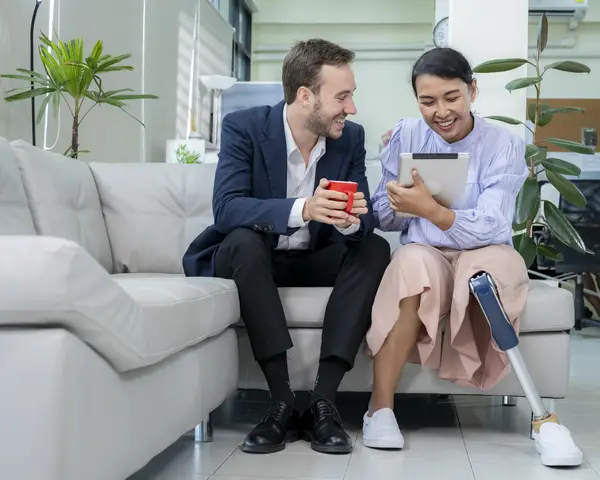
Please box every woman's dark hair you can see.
[411,47,474,95]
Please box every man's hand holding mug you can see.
[302,178,367,227]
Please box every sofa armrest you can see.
[0,235,143,371]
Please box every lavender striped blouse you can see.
[371,115,529,249]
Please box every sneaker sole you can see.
[540,451,584,467]
[362,436,404,450]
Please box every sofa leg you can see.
[195,414,213,443]
[502,395,517,407]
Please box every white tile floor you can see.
[130,328,600,480]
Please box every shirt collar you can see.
[283,103,326,158]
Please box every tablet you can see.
[396,153,469,216]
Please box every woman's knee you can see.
[390,244,442,271]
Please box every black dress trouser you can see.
[214,228,391,368]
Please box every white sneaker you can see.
[362,408,404,449]
[533,422,583,467]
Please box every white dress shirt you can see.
[276,104,361,251]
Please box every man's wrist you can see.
[302,198,311,222]
[289,198,309,228]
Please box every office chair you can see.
[540,179,600,330]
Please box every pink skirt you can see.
[366,243,530,390]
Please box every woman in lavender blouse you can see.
[361,47,582,465]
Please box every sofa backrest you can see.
[10,140,114,273]
[0,138,37,235]
[89,162,215,274]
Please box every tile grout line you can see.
[208,441,241,478]
[341,430,360,480]
[451,395,478,480]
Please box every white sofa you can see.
[0,138,575,480]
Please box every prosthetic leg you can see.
[469,271,583,467]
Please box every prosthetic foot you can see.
[469,271,583,467]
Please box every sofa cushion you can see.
[0,235,239,372]
[0,137,36,235]
[10,140,113,272]
[275,280,574,333]
[89,162,216,274]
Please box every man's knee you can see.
[216,228,272,272]
[221,228,269,251]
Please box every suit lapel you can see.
[260,101,287,199]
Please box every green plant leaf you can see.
[545,138,595,154]
[540,107,585,116]
[513,220,527,231]
[546,170,587,207]
[514,178,540,225]
[528,103,551,124]
[537,107,585,127]
[473,58,532,73]
[537,13,548,55]
[543,201,587,253]
[525,144,540,159]
[3,87,55,101]
[513,233,538,268]
[537,244,563,261]
[484,115,524,126]
[541,157,582,176]
[544,61,591,74]
[506,77,542,92]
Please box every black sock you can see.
[313,357,349,403]
[259,352,295,406]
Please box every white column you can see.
[448,0,529,138]
[435,0,449,24]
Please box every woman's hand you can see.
[386,169,438,218]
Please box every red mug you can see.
[326,180,358,213]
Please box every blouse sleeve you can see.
[444,135,529,249]
[371,119,412,232]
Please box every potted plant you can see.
[176,143,202,164]
[1,32,157,158]
[473,13,594,268]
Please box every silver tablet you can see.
[397,153,470,211]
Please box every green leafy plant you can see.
[473,13,595,268]
[1,32,158,158]
[176,143,201,164]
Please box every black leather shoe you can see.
[300,396,352,454]
[242,401,300,454]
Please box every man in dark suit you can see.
[183,38,390,455]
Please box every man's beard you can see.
[305,100,334,138]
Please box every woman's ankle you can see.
[368,398,394,416]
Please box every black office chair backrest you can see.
[554,179,600,273]
[559,179,600,228]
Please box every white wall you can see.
[0,1,52,143]
[251,0,600,159]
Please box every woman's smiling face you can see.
[414,75,477,143]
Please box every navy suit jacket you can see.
[182,100,376,277]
